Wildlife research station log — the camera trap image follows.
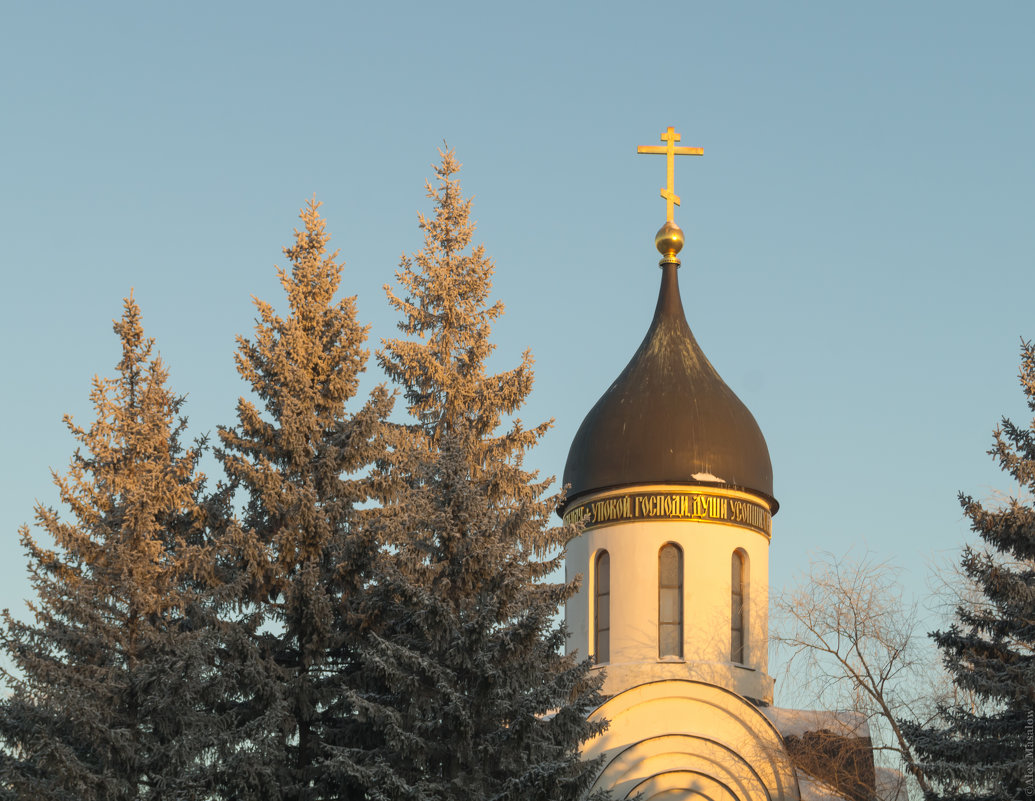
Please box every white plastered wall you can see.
[565,485,774,703]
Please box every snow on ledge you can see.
[762,706,870,740]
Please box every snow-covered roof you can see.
[796,768,908,801]
[762,706,870,740]
[798,775,850,801]
[761,707,909,801]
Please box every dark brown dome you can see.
[561,262,777,513]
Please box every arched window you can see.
[658,543,683,658]
[594,551,610,664]
[731,549,747,663]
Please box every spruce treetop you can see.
[219,198,388,591]
[349,149,607,801]
[952,339,1035,707]
[380,149,545,460]
[0,295,225,801]
[213,199,392,801]
[40,294,207,616]
[228,198,368,448]
[903,339,1035,801]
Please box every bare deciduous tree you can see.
[772,552,937,800]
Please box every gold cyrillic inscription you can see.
[563,490,771,537]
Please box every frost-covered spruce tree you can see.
[903,340,1035,801]
[348,150,607,801]
[216,199,392,801]
[0,297,231,801]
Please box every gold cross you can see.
[636,127,703,223]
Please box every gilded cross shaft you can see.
[636,127,703,223]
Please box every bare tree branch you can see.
[773,551,937,798]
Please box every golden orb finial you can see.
[655,221,684,266]
[637,127,702,267]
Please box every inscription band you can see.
[563,490,771,537]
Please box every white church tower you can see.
[559,128,801,801]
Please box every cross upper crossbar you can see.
[636,127,703,222]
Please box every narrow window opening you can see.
[658,544,683,658]
[594,551,610,664]
[731,550,747,663]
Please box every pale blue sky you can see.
[2,2,1033,699]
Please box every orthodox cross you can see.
[636,127,703,223]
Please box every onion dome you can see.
[562,222,776,513]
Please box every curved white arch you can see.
[629,768,737,801]
[584,679,799,801]
[594,734,770,801]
